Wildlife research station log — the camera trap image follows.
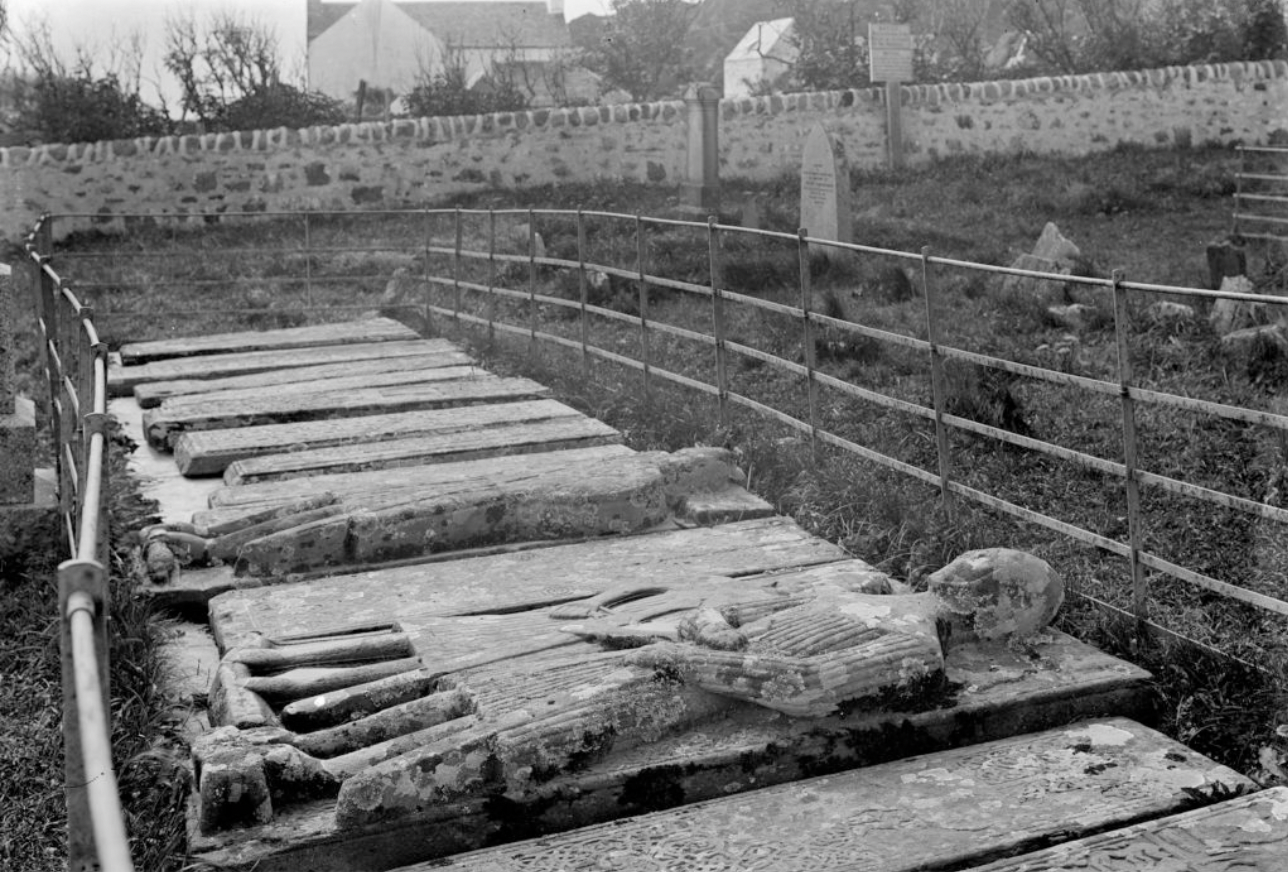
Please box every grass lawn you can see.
[4,142,1287,868]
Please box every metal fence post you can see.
[453,208,463,325]
[59,558,109,872]
[708,217,729,429]
[1111,269,1147,642]
[797,229,819,459]
[421,209,433,333]
[528,208,539,363]
[576,209,589,381]
[922,247,954,521]
[303,212,314,314]
[636,213,651,406]
[487,208,497,350]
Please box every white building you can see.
[723,18,798,99]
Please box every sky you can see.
[5,0,614,107]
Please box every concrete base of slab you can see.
[0,467,60,563]
[0,396,37,505]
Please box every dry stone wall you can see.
[2,60,1286,241]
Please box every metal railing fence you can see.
[24,217,134,872]
[1234,145,1288,244]
[414,207,1288,646]
[31,200,1288,868]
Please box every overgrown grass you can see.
[0,412,189,865]
[10,143,1288,867]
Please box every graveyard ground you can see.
[3,142,1287,871]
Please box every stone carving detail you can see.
[193,548,1063,832]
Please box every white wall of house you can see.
[309,0,444,100]
[724,18,797,99]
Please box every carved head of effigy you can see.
[927,548,1064,643]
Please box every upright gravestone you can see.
[800,123,853,253]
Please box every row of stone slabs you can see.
[107,318,1281,872]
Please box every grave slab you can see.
[970,786,1288,872]
[192,446,763,576]
[187,608,1154,871]
[134,351,475,408]
[222,415,623,484]
[109,339,459,396]
[118,317,420,365]
[153,516,845,611]
[404,718,1248,872]
[174,399,612,477]
[142,375,550,449]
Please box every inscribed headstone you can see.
[800,123,852,247]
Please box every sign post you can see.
[868,23,913,171]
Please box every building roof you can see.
[308,0,571,49]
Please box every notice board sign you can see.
[868,22,913,82]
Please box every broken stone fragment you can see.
[928,548,1063,642]
[192,726,338,834]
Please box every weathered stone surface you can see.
[174,398,595,477]
[171,517,846,613]
[1209,274,1273,336]
[109,338,460,396]
[204,447,753,576]
[133,350,474,408]
[1000,253,1071,298]
[142,374,550,449]
[222,416,622,484]
[1219,322,1288,361]
[1144,300,1196,323]
[0,396,37,504]
[423,719,1248,872]
[1046,303,1099,332]
[970,787,1288,871]
[118,316,419,364]
[1206,239,1247,290]
[1032,221,1081,269]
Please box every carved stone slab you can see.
[193,447,765,576]
[134,351,476,408]
[970,786,1288,872]
[174,399,598,477]
[189,698,1173,871]
[421,718,1251,872]
[142,375,550,449]
[109,339,459,396]
[222,416,621,484]
[158,516,846,611]
[118,317,419,364]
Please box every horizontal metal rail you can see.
[25,216,133,872]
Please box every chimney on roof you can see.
[548,0,565,18]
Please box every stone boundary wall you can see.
[2,60,1286,241]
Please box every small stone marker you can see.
[800,123,853,249]
[1205,238,1247,290]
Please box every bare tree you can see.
[580,0,697,102]
[164,9,281,123]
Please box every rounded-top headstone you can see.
[800,123,853,246]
